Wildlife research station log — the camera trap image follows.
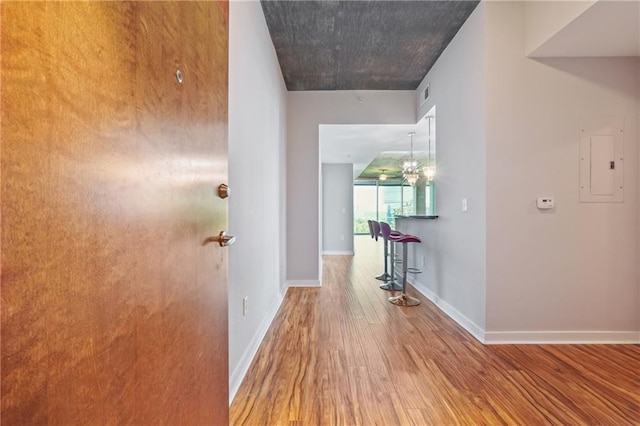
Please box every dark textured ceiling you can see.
[260,0,480,91]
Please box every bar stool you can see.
[368,220,385,278]
[378,222,402,291]
[389,233,422,306]
[370,221,390,281]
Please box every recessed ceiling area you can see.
[320,117,433,180]
[357,151,431,182]
[260,0,480,91]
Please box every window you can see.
[353,183,377,234]
[354,181,434,234]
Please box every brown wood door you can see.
[1,2,229,424]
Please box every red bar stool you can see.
[389,233,422,306]
[378,222,402,291]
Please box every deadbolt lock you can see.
[218,183,230,199]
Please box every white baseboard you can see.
[410,279,486,343]
[484,331,640,345]
[286,279,321,287]
[322,250,354,256]
[410,279,640,345]
[229,289,286,405]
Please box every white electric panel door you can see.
[589,135,615,195]
[579,117,624,203]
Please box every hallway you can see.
[230,236,639,425]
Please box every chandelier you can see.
[423,116,436,182]
[379,169,388,181]
[402,132,420,186]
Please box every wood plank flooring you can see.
[230,236,640,425]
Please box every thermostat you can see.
[537,197,554,209]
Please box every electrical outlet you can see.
[242,296,248,316]
[340,235,345,241]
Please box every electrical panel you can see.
[579,117,624,203]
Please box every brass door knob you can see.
[204,231,236,247]
[218,183,230,199]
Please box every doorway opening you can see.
[320,115,436,253]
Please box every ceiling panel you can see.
[261,0,480,91]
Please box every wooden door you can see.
[1,2,229,424]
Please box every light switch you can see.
[462,198,468,212]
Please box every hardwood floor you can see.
[230,236,640,425]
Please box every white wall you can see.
[485,1,639,342]
[527,1,640,58]
[228,0,288,402]
[402,4,487,338]
[407,1,639,343]
[287,91,415,285]
[322,163,354,254]
[524,0,595,56]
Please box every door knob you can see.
[218,183,230,199]
[204,231,236,247]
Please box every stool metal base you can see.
[379,281,402,291]
[375,272,391,281]
[389,294,421,306]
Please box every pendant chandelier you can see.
[402,132,420,186]
[423,116,436,182]
[379,169,387,181]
